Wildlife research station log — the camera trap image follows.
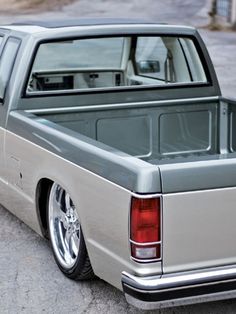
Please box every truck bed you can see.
[27,97,236,193]
[25,96,236,194]
[28,96,236,275]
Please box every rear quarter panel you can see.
[4,129,162,289]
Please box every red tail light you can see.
[130,197,161,261]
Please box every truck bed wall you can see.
[38,100,219,162]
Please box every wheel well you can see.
[36,178,53,238]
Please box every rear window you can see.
[27,35,208,94]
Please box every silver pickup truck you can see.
[1,18,236,310]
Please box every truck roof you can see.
[10,18,165,28]
[0,18,195,35]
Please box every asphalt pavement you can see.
[0,0,236,313]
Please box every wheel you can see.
[47,183,94,280]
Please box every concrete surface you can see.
[0,0,236,313]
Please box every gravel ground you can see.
[0,1,236,313]
[0,0,74,13]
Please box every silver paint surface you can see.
[4,129,162,289]
[0,21,235,310]
[162,187,236,273]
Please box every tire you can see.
[47,182,94,280]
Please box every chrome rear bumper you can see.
[122,265,236,309]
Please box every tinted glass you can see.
[0,37,20,99]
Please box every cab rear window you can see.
[27,35,208,94]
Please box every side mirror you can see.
[137,60,160,74]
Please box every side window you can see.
[135,36,207,84]
[0,37,3,47]
[135,37,168,81]
[0,37,21,100]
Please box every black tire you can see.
[47,183,94,280]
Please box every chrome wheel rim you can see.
[48,183,80,269]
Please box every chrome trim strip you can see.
[131,256,162,263]
[130,192,162,199]
[25,96,219,114]
[130,239,162,246]
[122,265,236,291]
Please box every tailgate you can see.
[160,158,236,273]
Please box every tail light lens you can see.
[130,197,161,261]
